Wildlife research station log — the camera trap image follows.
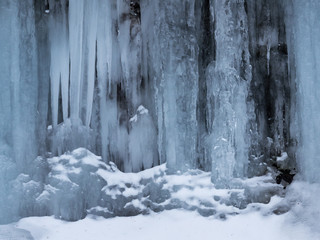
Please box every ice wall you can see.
[286,0,320,183]
[1,0,320,188]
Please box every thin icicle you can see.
[69,0,84,122]
[83,0,98,127]
[96,0,116,163]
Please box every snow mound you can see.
[274,180,320,232]
[3,148,290,222]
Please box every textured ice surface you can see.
[285,0,320,183]
[0,0,39,170]
[128,106,157,172]
[207,0,253,187]
[0,0,302,177]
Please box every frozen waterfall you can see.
[0,0,320,224]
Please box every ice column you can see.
[140,0,163,165]
[288,0,320,183]
[96,0,114,162]
[0,0,38,170]
[144,0,199,171]
[95,0,127,169]
[69,0,84,122]
[81,0,98,127]
[208,0,252,187]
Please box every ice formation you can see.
[0,0,320,224]
[285,0,320,183]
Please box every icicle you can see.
[96,0,118,163]
[163,44,178,170]
[82,0,98,127]
[69,0,84,122]
[48,0,69,126]
[117,0,142,111]
[140,0,164,166]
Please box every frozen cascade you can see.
[1,0,320,224]
[286,0,320,183]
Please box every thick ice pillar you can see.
[287,0,320,183]
[0,0,38,170]
[35,0,50,155]
[208,0,253,187]
[142,0,199,171]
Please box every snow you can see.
[2,168,319,240]
[1,209,315,240]
[276,152,289,169]
[277,152,288,163]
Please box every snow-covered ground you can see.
[1,149,319,240]
[1,178,320,240]
[0,209,316,240]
